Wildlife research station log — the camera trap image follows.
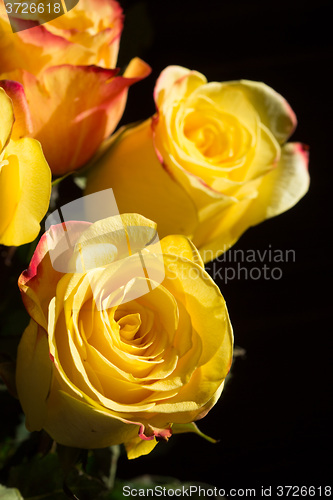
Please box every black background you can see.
[114,0,333,489]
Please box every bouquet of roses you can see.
[0,0,309,497]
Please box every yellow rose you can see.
[0,0,123,75]
[0,85,51,246]
[16,214,233,459]
[86,66,310,262]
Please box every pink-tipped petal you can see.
[0,80,32,138]
[16,60,150,175]
[138,424,172,441]
[19,221,91,329]
[226,79,298,143]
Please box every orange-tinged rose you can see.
[0,0,123,75]
[16,214,233,458]
[0,58,151,175]
[0,0,150,175]
[86,66,309,262]
[0,85,51,246]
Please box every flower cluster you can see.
[0,0,309,461]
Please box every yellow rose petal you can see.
[250,142,310,221]
[226,79,297,143]
[16,320,53,431]
[125,435,158,460]
[1,138,51,246]
[45,383,140,449]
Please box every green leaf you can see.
[56,444,81,477]
[172,422,218,443]
[5,449,111,500]
[6,453,63,499]
[65,469,106,500]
